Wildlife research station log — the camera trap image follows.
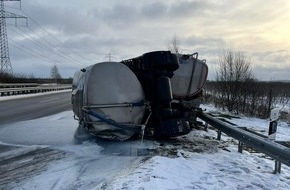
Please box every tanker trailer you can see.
[170,53,208,126]
[72,62,148,141]
[72,51,208,140]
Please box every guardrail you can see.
[196,111,290,172]
[0,83,39,88]
[0,85,72,97]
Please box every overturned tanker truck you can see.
[72,51,208,140]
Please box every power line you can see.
[20,8,95,65]
[8,26,85,67]
[8,37,58,63]
[9,38,80,71]
[4,2,119,75]
[8,26,54,53]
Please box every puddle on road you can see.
[0,111,152,157]
[0,111,152,189]
[1,111,217,158]
[0,118,79,146]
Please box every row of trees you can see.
[204,48,290,119]
[205,80,290,118]
[0,64,71,84]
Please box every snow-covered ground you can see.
[107,104,290,190]
[107,147,290,190]
[202,104,290,141]
[0,104,290,189]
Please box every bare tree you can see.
[168,35,180,54]
[50,64,62,83]
[216,47,253,113]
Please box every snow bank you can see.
[108,144,290,190]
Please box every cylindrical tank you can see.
[72,62,145,140]
[171,55,208,100]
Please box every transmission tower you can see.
[105,53,116,62]
[0,0,26,78]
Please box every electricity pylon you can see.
[0,0,27,78]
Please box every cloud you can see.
[252,50,290,68]
[141,2,168,18]
[183,35,226,48]
[263,50,289,64]
[253,65,290,81]
[4,0,290,80]
[89,1,209,29]
[94,4,139,28]
[20,1,99,36]
[168,0,208,18]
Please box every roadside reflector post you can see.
[269,108,281,173]
[268,108,280,141]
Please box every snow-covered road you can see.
[0,111,149,189]
[0,105,290,189]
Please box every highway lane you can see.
[0,91,71,126]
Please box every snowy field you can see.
[0,103,290,189]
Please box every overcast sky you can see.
[4,0,290,80]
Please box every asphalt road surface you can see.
[0,90,71,126]
[0,90,152,189]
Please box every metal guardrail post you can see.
[274,160,281,174]
[238,141,243,153]
[217,130,221,140]
[196,111,290,168]
[204,123,208,132]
